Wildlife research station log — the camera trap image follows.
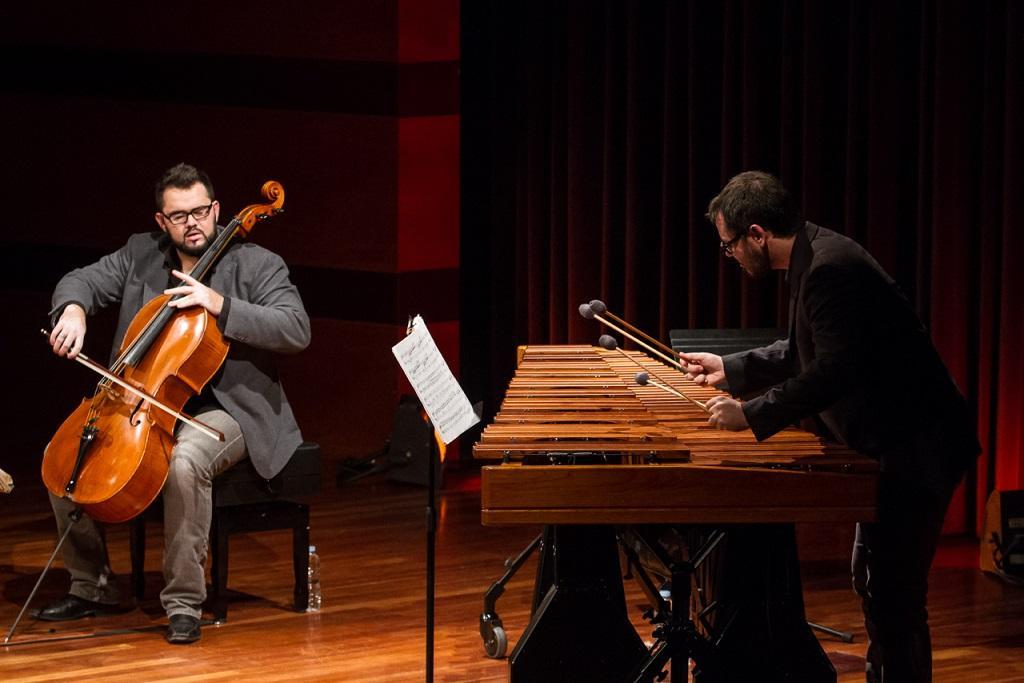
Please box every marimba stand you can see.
[620,523,838,683]
[505,524,649,682]
[476,345,875,681]
[480,533,543,658]
[626,528,725,682]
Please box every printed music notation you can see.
[391,315,479,444]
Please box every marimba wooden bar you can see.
[477,344,878,523]
[473,344,879,683]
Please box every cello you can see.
[41,181,285,524]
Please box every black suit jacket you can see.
[722,222,979,494]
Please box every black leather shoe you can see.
[34,595,113,622]
[165,614,201,644]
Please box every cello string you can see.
[68,222,246,427]
[108,219,241,373]
[39,331,225,441]
[43,182,284,523]
[83,217,247,424]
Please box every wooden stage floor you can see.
[1,471,1022,682]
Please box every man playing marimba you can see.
[682,171,980,683]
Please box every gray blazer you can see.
[50,230,311,479]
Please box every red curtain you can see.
[461,0,1024,534]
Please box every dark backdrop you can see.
[0,1,460,486]
[460,0,1023,534]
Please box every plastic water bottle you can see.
[307,545,322,612]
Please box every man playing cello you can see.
[38,163,310,644]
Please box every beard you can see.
[174,228,213,258]
[742,241,772,279]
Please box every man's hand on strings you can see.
[706,395,749,431]
[680,351,725,387]
[166,270,224,317]
[50,303,87,359]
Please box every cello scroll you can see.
[235,180,284,236]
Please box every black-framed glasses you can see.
[162,202,214,225]
[719,226,749,257]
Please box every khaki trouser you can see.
[49,409,247,619]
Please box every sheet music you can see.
[392,315,479,444]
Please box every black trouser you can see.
[852,472,958,683]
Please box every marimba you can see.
[475,345,879,682]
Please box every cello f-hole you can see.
[129,399,145,426]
